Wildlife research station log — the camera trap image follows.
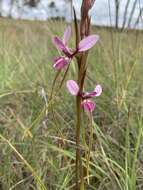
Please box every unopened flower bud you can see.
[81,0,96,19]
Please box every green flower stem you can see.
[76,94,82,190]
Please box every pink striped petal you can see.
[81,99,96,112]
[53,57,70,70]
[53,37,72,57]
[66,80,79,96]
[78,35,99,52]
[84,84,102,98]
[63,26,71,45]
[52,37,67,52]
[94,85,102,96]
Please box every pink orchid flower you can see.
[66,80,102,113]
[52,26,99,70]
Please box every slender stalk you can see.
[86,114,93,184]
[73,7,82,189]
[74,1,96,188]
[76,94,82,189]
[76,51,88,189]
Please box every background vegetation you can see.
[0,18,143,189]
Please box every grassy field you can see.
[0,18,143,190]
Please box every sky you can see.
[0,0,143,29]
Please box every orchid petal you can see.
[78,35,99,52]
[53,57,70,70]
[81,99,96,112]
[63,26,71,45]
[94,85,102,96]
[52,37,66,52]
[66,80,79,96]
[53,37,72,57]
[84,84,102,98]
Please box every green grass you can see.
[0,18,143,190]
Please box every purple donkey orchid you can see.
[52,26,99,70]
[66,80,102,113]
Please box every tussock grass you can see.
[0,18,143,189]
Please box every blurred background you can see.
[0,0,143,29]
[0,1,143,190]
